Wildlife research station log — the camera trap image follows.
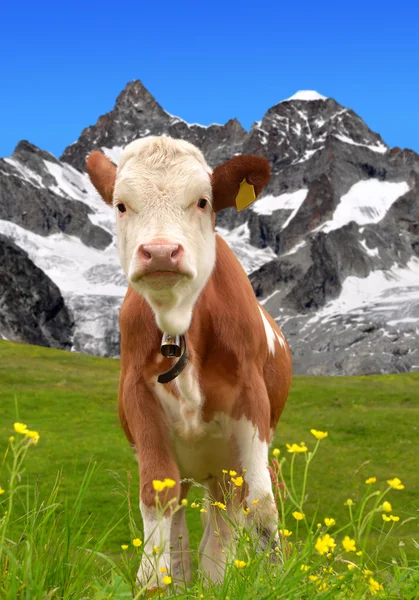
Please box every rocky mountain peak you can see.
[242,94,388,181]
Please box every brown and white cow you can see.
[87,136,292,586]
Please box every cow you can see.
[86,136,292,588]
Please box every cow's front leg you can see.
[232,412,279,550]
[124,380,180,589]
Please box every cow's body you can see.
[87,136,292,586]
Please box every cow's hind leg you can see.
[232,416,279,552]
[170,482,192,582]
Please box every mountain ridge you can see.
[1,80,418,375]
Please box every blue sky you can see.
[1,0,418,158]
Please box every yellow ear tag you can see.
[236,179,256,211]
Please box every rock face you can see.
[0,141,112,249]
[0,82,418,374]
[0,234,74,348]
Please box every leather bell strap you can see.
[157,334,189,384]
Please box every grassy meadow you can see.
[0,339,418,598]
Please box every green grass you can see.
[0,339,418,569]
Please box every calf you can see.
[87,136,292,586]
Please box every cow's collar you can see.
[157,333,189,384]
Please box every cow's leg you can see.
[122,379,181,589]
[199,477,233,582]
[232,415,279,551]
[170,482,191,582]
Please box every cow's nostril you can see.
[171,246,180,258]
[139,245,152,260]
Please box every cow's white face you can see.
[114,137,215,334]
[87,136,271,336]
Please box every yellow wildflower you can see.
[229,470,237,476]
[342,536,357,552]
[152,478,176,492]
[152,480,166,492]
[242,507,250,515]
[26,430,40,444]
[356,550,363,556]
[234,560,246,568]
[324,517,336,527]
[252,499,259,505]
[159,566,167,573]
[181,498,188,506]
[200,508,207,513]
[9,436,14,442]
[211,501,226,510]
[153,545,159,553]
[382,501,392,512]
[344,498,354,507]
[132,538,142,547]
[222,469,228,474]
[309,574,319,582]
[286,442,308,453]
[292,511,304,521]
[310,429,328,440]
[279,529,292,537]
[382,514,391,522]
[191,502,198,508]
[14,422,28,434]
[0,487,5,495]
[318,582,328,591]
[272,448,280,457]
[163,575,172,585]
[231,476,243,487]
[121,544,128,550]
[363,569,373,576]
[390,515,400,522]
[369,577,384,595]
[387,477,404,490]
[365,477,377,484]
[315,534,336,555]
[300,564,310,572]
[347,564,356,571]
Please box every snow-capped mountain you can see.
[0,81,418,375]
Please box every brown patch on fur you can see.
[86,151,117,206]
[211,155,271,213]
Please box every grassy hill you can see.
[0,339,418,561]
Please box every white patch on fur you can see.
[275,330,286,350]
[151,375,235,480]
[258,306,276,355]
[114,136,216,335]
[137,503,171,586]
[232,416,274,504]
[151,362,204,436]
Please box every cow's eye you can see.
[117,203,127,213]
[197,198,208,209]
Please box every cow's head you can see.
[87,136,270,334]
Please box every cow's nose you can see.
[138,243,184,268]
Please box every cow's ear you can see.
[86,151,117,206]
[211,155,271,213]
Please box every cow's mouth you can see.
[131,270,191,289]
